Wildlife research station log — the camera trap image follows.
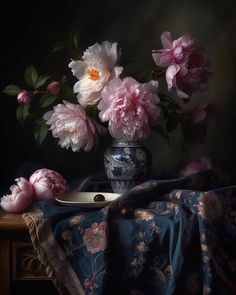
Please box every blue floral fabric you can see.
[36,171,236,295]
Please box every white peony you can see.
[43,101,106,152]
[69,41,123,106]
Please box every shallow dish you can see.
[55,192,121,208]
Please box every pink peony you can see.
[152,31,212,98]
[17,90,31,104]
[0,178,34,213]
[46,81,61,95]
[180,158,212,177]
[43,101,106,152]
[190,101,221,124]
[98,77,161,140]
[29,168,69,203]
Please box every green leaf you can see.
[159,104,169,119]
[166,111,179,132]
[69,31,80,52]
[152,125,170,143]
[167,103,181,110]
[181,121,192,143]
[16,104,30,124]
[52,41,68,53]
[59,83,76,102]
[158,93,175,103]
[151,70,166,80]
[85,104,99,118]
[35,75,51,89]
[24,65,38,88]
[3,85,21,96]
[34,122,48,145]
[138,68,154,83]
[39,93,57,108]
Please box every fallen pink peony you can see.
[0,178,34,213]
[29,168,69,203]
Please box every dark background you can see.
[1,0,236,191]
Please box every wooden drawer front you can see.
[11,242,51,281]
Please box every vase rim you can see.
[111,138,144,147]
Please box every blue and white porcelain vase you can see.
[104,138,152,194]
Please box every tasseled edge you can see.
[22,206,71,295]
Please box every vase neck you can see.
[111,138,143,147]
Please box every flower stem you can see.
[151,69,166,80]
[30,90,47,96]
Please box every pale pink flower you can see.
[180,158,212,177]
[152,31,212,98]
[69,41,123,105]
[17,90,31,104]
[46,81,61,95]
[135,210,155,222]
[83,221,107,254]
[43,101,106,152]
[136,241,149,252]
[98,77,161,140]
[0,178,34,213]
[29,168,69,203]
[190,101,221,124]
[83,278,98,290]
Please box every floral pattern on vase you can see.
[104,139,152,193]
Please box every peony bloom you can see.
[98,77,161,140]
[0,178,34,213]
[43,101,106,152]
[69,41,123,106]
[29,168,69,203]
[180,158,212,177]
[47,81,61,95]
[190,101,221,124]
[17,90,31,104]
[152,31,212,98]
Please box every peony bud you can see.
[46,81,61,95]
[17,90,31,105]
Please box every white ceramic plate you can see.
[55,192,121,208]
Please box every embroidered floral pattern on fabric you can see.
[83,221,107,254]
[39,172,236,295]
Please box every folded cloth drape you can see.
[23,170,236,295]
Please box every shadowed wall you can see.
[1,0,236,190]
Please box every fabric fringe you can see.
[23,209,68,294]
[23,205,84,295]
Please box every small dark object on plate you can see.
[94,194,105,202]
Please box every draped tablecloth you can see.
[23,170,236,295]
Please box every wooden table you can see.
[0,209,57,294]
